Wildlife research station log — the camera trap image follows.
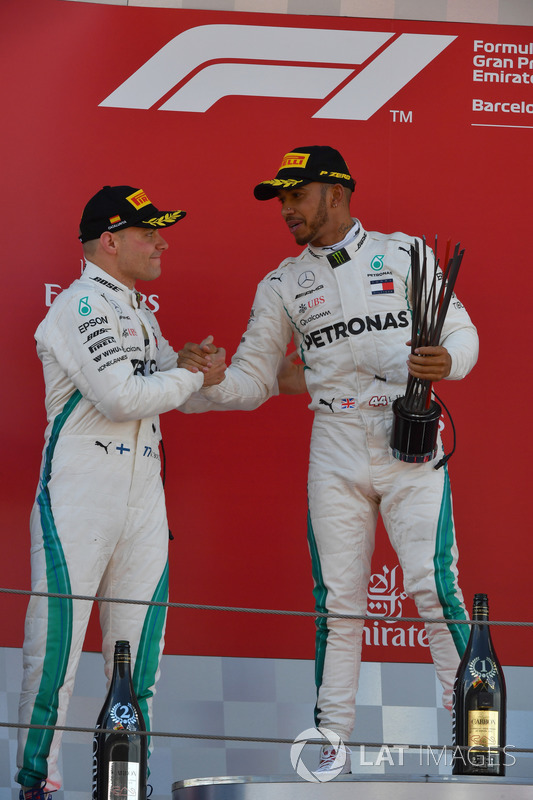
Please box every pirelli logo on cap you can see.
[279,152,310,170]
[126,189,151,209]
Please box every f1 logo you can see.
[100,24,456,120]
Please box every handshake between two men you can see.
[177,336,307,395]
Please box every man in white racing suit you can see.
[178,147,479,774]
[16,185,225,799]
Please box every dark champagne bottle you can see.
[452,593,506,776]
[92,640,147,799]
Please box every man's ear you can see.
[331,183,345,208]
[99,231,117,255]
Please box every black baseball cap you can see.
[254,146,355,201]
[79,185,186,243]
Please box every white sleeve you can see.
[440,301,479,380]
[413,241,479,381]
[180,278,292,413]
[37,291,204,422]
[433,253,479,380]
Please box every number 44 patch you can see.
[369,395,389,407]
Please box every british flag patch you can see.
[341,398,355,410]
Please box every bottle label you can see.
[108,760,140,800]
[468,657,497,689]
[468,709,499,747]
[110,702,139,731]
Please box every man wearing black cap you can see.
[16,186,225,800]
[178,147,479,775]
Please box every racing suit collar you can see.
[307,218,365,260]
[82,260,139,308]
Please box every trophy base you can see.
[390,398,441,463]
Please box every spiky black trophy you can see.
[390,237,464,463]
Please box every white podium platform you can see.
[172,774,533,800]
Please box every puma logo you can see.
[319,397,335,413]
[95,441,112,454]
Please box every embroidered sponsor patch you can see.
[279,152,310,170]
[327,248,350,268]
[340,398,356,410]
[370,278,394,294]
[78,296,92,316]
[126,188,151,209]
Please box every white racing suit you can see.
[181,221,479,740]
[17,261,204,791]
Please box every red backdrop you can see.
[1,0,530,666]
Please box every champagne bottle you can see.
[92,640,147,800]
[452,593,506,776]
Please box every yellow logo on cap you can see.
[320,170,352,181]
[261,179,304,189]
[126,189,151,210]
[278,152,310,170]
[144,211,185,227]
